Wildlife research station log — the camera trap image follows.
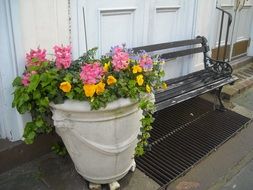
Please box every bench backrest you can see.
[132,36,210,68]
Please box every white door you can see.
[0,0,24,141]
[71,0,197,79]
[216,0,253,60]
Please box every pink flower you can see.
[26,48,47,66]
[21,71,37,86]
[53,45,72,69]
[139,54,153,71]
[22,73,31,86]
[112,47,129,71]
[80,62,104,84]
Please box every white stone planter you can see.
[50,98,142,185]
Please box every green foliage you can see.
[135,98,155,157]
[51,142,68,156]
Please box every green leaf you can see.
[18,103,31,114]
[53,95,64,104]
[28,74,40,92]
[35,119,44,128]
[39,97,49,107]
[41,61,49,67]
[33,91,41,100]
[12,77,22,86]
[66,91,74,99]
[63,73,73,82]
[27,65,40,72]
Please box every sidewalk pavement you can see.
[222,159,253,190]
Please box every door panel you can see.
[149,0,195,44]
[74,0,196,79]
[81,0,145,55]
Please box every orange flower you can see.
[132,65,142,74]
[83,84,96,97]
[59,82,72,92]
[96,81,105,95]
[103,62,110,72]
[107,75,117,85]
[146,84,151,93]
[162,82,168,90]
[136,74,144,86]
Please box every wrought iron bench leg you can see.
[215,86,225,111]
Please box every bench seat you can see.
[133,36,235,112]
[155,69,237,111]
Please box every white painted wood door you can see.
[216,0,253,59]
[0,0,24,141]
[71,0,197,79]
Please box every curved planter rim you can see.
[50,98,138,113]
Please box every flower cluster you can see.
[112,46,129,71]
[26,48,47,66]
[13,44,166,156]
[139,53,153,71]
[80,62,104,84]
[53,45,72,69]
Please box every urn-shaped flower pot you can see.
[50,98,142,184]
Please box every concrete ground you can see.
[0,152,159,190]
[1,65,253,190]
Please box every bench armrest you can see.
[206,56,233,76]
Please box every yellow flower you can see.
[132,65,142,74]
[107,75,117,85]
[146,84,151,93]
[59,81,72,92]
[162,82,168,89]
[83,84,96,97]
[96,81,105,95]
[103,62,110,72]
[136,74,144,86]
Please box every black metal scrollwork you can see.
[206,56,233,76]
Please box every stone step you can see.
[222,58,253,100]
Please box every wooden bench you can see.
[133,36,237,111]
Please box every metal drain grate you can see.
[136,98,250,189]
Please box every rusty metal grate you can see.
[136,98,250,189]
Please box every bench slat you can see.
[155,76,237,111]
[156,71,226,102]
[132,38,203,52]
[156,71,214,99]
[163,70,211,86]
[161,47,205,60]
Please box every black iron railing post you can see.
[216,7,232,61]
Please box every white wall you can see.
[20,0,70,54]
[0,0,70,141]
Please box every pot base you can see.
[76,159,136,184]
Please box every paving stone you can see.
[222,62,253,99]
[0,152,159,190]
[241,80,253,89]
[222,86,238,99]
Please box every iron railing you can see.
[216,7,232,61]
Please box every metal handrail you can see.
[216,7,232,61]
